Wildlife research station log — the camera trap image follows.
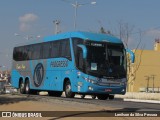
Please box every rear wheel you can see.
[65,81,75,98]
[80,95,85,99]
[97,94,109,100]
[19,80,25,94]
[30,90,38,95]
[25,80,30,94]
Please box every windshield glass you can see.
[86,42,126,78]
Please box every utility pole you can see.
[144,75,150,92]
[71,1,96,30]
[151,75,156,93]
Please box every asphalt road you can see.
[23,94,160,112]
[1,93,160,119]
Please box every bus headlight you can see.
[120,82,125,86]
[88,86,93,91]
[84,77,97,84]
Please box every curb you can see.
[123,98,160,104]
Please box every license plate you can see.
[105,89,112,92]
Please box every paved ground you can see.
[0,94,160,120]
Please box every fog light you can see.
[121,89,125,92]
[88,86,93,91]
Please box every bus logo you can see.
[33,63,44,87]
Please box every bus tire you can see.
[30,90,37,95]
[97,94,108,100]
[25,80,30,94]
[109,95,114,100]
[65,80,75,98]
[55,91,62,97]
[91,95,96,99]
[80,95,85,99]
[19,80,25,94]
[48,91,62,97]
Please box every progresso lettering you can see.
[50,61,68,67]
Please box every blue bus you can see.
[11,31,134,100]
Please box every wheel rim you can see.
[66,84,71,94]
[26,83,29,92]
[81,95,85,98]
[92,95,96,99]
[20,83,24,91]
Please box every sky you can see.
[1,0,160,70]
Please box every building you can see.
[127,39,160,92]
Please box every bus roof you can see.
[44,31,122,43]
[15,31,122,47]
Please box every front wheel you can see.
[91,95,96,99]
[65,81,75,98]
[97,94,109,100]
[109,95,114,100]
[48,91,62,97]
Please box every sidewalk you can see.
[115,92,160,104]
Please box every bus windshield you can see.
[86,42,126,78]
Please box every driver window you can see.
[77,47,83,70]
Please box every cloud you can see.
[19,13,38,32]
[19,23,31,32]
[19,13,38,23]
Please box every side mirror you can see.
[126,49,135,63]
[77,44,87,59]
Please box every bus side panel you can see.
[28,59,48,90]
[48,58,75,92]
[61,69,78,92]
[44,70,62,91]
[11,70,23,88]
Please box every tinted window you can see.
[32,44,42,59]
[72,38,83,67]
[42,42,51,59]
[23,46,29,60]
[60,39,71,60]
[13,47,24,61]
[13,38,71,61]
[50,39,71,60]
[51,41,61,58]
[27,45,33,60]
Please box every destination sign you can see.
[90,43,103,47]
[86,42,104,47]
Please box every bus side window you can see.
[42,42,51,59]
[28,45,32,60]
[51,41,61,58]
[13,47,18,61]
[32,44,42,60]
[61,39,71,60]
[77,47,83,70]
[16,47,23,61]
[23,46,29,60]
